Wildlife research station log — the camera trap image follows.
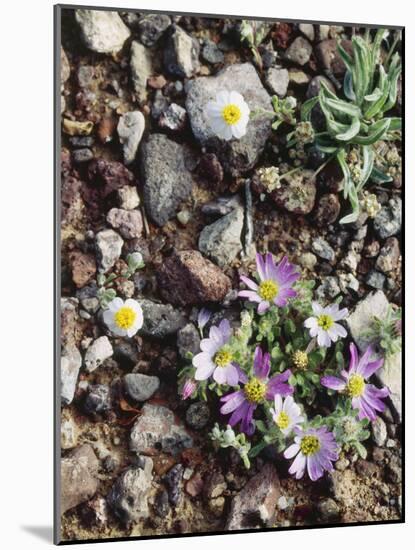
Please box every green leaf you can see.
[335,117,360,141]
[370,165,393,183]
[325,97,361,118]
[353,441,368,459]
[249,440,269,458]
[343,70,356,101]
[337,40,353,71]
[356,145,375,192]
[301,96,319,121]
[352,117,391,145]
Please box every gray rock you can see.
[338,273,359,293]
[177,323,201,359]
[366,270,385,290]
[315,276,340,300]
[376,237,400,273]
[186,402,210,430]
[312,237,335,261]
[123,373,160,402]
[374,198,401,239]
[139,299,186,338]
[372,416,387,447]
[75,9,130,54]
[163,464,183,506]
[299,23,315,41]
[186,63,272,176]
[84,336,113,373]
[158,103,187,132]
[198,207,244,268]
[306,75,335,100]
[130,403,193,455]
[202,39,225,64]
[285,36,312,65]
[130,41,152,102]
[84,384,112,415]
[201,195,241,216]
[226,463,281,530]
[61,444,99,514]
[270,169,316,214]
[140,134,193,226]
[136,14,171,46]
[151,90,169,120]
[96,229,124,273]
[61,47,70,85]
[107,460,153,523]
[61,345,82,405]
[164,25,200,78]
[106,207,143,239]
[377,352,402,423]
[265,67,289,98]
[72,148,93,163]
[117,111,145,165]
[117,186,140,210]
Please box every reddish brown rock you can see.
[61,444,99,514]
[106,208,143,239]
[157,250,232,306]
[271,170,316,215]
[226,463,281,530]
[314,193,341,226]
[87,158,136,198]
[69,250,97,288]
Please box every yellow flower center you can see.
[222,103,242,126]
[114,306,136,330]
[258,279,279,301]
[244,377,266,404]
[275,411,290,430]
[300,435,321,456]
[214,348,233,367]
[292,350,308,370]
[317,314,334,331]
[346,374,365,397]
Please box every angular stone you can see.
[69,251,96,288]
[141,134,193,227]
[136,14,171,46]
[285,36,312,65]
[299,23,315,41]
[75,9,130,54]
[84,384,112,415]
[164,25,200,78]
[265,67,289,97]
[61,418,78,450]
[177,323,201,359]
[106,208,143,239]
[130,403,193,455]
[375,237,400,273]
[61,345,82,405]
[84,336,113,373]
[186,63,272,175]
[96,229,124,273]
[158,103,187,133]
[373,198,402,239]
[107,461,153,523]
[123,373,160,402]
[226,463,281,530]
[372,416,387,447]
[157,250,232,306]
[130,41,152,102]
[139,299,186,338]
[117,186,140,210]
[117,111,145,165]
[198,207,244,268]
[61,47,70,84]
[88,158,135,198]
[61,444,99,514]
[312,237,335,262]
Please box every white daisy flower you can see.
[103,297,143,337]
[206,90,250,141]
[270,395,304,436]
[304,302,348,348]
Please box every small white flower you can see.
[270,395,304,436]
[206,90,250,141]
[304,302,348,348]
[103,297,143,337]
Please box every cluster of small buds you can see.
[295,121,315,146]
[341,416,361,438]
[385,146,402,179]
[347,148,360,165]
[288,144,307,166]
[350,165,362,184]
[256,166,281,192]
[292,350,309,370]
[361,192,381,218]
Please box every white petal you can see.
[312,302,323,316]
[317,329,331,347]
[216,90,231,106]
[108,297,123,312]
[274,394,283,413]
[231,121,248,139]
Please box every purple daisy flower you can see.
[220,346,293,435]
[320,343,390,421]
[304,302,348,348]
[238,253,300,314]
[192,319,240,386]
[181,379,197,400]
[197,307,211,332]
[284,426,339,481]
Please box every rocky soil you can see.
[59,9,402,542]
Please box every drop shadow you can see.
[21,525,53,543]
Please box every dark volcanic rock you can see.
[136,14,171,46]
[157,250,232,306]
[88,159,135,198]
[186,63,272,175]
[315,39,353,76]
[141,134,193,226]
[139,299,187,338]
[164,25,200,78]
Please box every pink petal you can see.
[240,275,258,291]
